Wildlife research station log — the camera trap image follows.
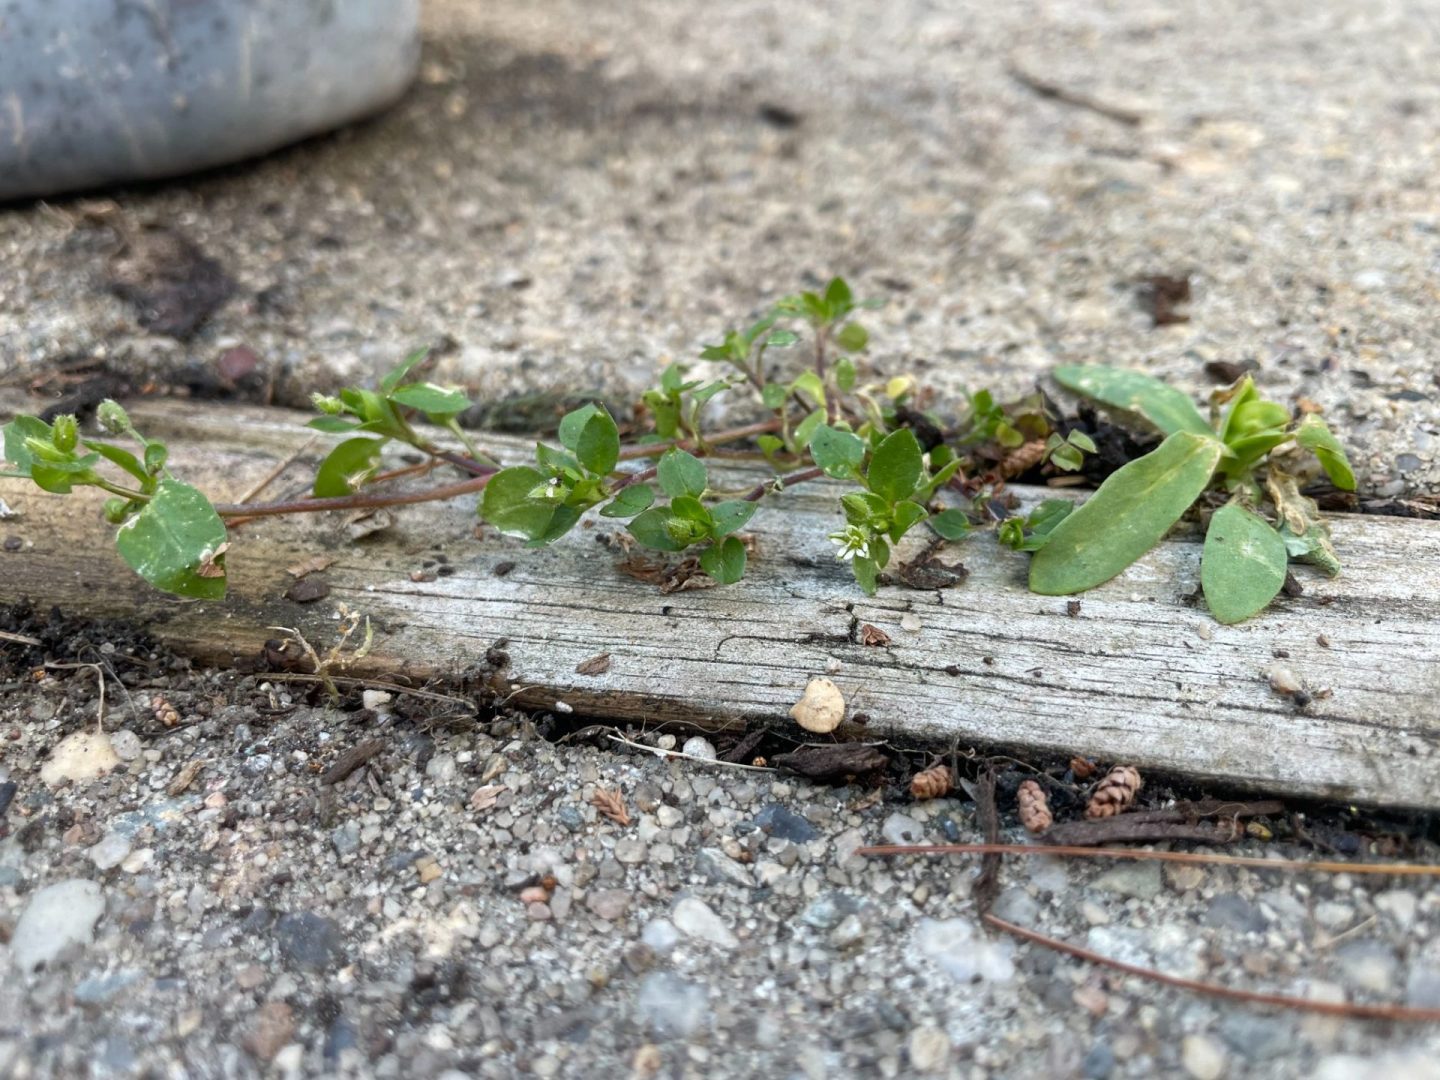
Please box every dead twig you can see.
[44,661,106,733]
[1008,59,1145,126]
[605,733,776,773]
[319,739,386,786]
[0,630,42,647]
[1041,799,1284,846]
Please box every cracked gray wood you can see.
[2,395,1438,809]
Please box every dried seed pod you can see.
[1069,756,1096,780]
[153,696,180,727]
[1017,779,1053,833]
[1085,765,1143,819]
[999,438,1048,479]
[909,764,952,800]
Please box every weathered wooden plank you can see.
[2,396,1438,808]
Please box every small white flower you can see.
[828,526,870,562]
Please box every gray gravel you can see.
[1,0,1436,506]
[4,1,1440,1076]
[2,648,1439,1079]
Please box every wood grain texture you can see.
[3,395,1438,808]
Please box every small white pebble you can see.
[553,700,573,714]
[361,689,393,711]
[1268,665,1303,696]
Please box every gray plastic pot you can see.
[0,0,420,201]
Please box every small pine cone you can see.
[154,696,180,727]
[1016,780,1053,833]
[999,439,1048,479]
[909,764,952,800]
[1085,765,1143,819]
[1069,756,1096,780]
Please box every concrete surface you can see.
[1,0,1436,502]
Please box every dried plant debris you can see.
[1016,779,1053,833]
[590,788,631,827]
[1135,273,1192,326]
[859,623,891,647]
[574,653,611,676]
[771,744,888,782]
[1085,765,1143,819]
[909,763,953,800]
[1069,757,1097,780]
[618,553,717,593]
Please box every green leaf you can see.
[1029,431,1225,594]
[928,508,971,540]
[852,555,879,595]
[791,371,826,407]
[1053,364,1213,438]
[761,384,789,410]
[792,409,825,449]
[2,415,51,473]
[699,536,747,584]
[481,466,558,540]
[888,500,928,542]
[390,383,471,415]
[669,494,712,526]
[1294,415,1356,491]
[1225,398,1289,441]
[757,434,785,460]
[824,277,854,317]
[575,409,620,476]
[114,478,228,600]
[1201,503,1289,624]
[657,449,707,498]
[527,503,582,547]
[810,424,866,478]
[835,357,857,392]
[841,491,890,526]
[867,428,923,503]
[313,438,385,497]
[381,348,431,394]
[306,416,362,434]
[628,507,687,552]
[29,455,100,494]
[765,330,799,348]
[692,382,729,407]
[834,322,869,352]
[600,483,655,518]
[85,441,149,485]
[709,500,757,537]
[558,404,602,452]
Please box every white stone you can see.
[11,879,105,971]
[908,1027,950,1073]
[671,897,737,948]
[1181,1034,1226,1080]
[88,832,132,871]
[39,730,120,787]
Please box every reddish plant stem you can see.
[855,842,1440,877]
[217,418,787,521]
[742,465,825,502]
[214,474,493,519]
[616,418,782,462]
[984,913,1440,1022]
